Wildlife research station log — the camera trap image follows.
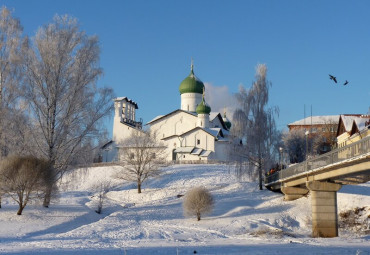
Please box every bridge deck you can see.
[265,136,370,190]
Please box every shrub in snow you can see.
[0,156,50,215]
[339,206,369,234]
[92,180,111,214]
[183,187,214,221]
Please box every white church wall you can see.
[214,142,232,161]
[180,93,202,112]
[150,111,197,139]
[113,119,140,144]
[182,130,215,151]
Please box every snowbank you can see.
[0,164,369,254]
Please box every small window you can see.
[312,127,317,133]
[197,139,200,145]
[129,153,134,159]
[151,153,156,159]
[183,155,185,158]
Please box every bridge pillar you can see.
[281,186,309,201]
[306,181,342,238]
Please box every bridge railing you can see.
[265,135,370,186]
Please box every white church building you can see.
[102,63,233,162]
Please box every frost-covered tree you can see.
[0,156,50,215]
[115,129,167,194]
[21,15,114,207]
[0,6,23,108]
[282,129,306,163]
[183,187,214,221]
[0,7,26,160]
[233,64,279,190]
[283,129,327,163]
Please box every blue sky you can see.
[2,0,370,134]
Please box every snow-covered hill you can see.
[0,164,369,254]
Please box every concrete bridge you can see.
[265,136,370,237]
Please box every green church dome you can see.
[224,119,232,129]
[179,64,204,95]
[223,111,232,129]
[196,91,211,115]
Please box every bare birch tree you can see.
[0,7,26,160]
[21,15,114,207]
[233,64,279,190]
[0,7,23,108]
[115,129,167,194]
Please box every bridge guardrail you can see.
[265,135,370,186]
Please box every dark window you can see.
[197,139,200,145]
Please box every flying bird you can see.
[329,74,337,83]
[343,80,349,86]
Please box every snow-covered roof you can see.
[191,148,203,155]
[340,114,369,132]
[174,147,194,153]
[178,127,222,140]
[341,115,359,131]
[100,140,113,149]
[356,117,370,131]
[205,128,222,138]
[146,109,197,125]
[114,97,138,109]
[288,115,339,126]
[209,112,219,121]
[199,150,212,157]
[210,112,228,130]
[148,115,164,124]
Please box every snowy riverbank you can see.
[0,164,369,254]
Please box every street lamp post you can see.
[305,130,309,161]
[279,147,283,170]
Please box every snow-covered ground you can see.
[0,164,369,254]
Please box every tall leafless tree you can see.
[0,156,50,215]
[0,7,23,108]
[115,129,167,194]
[21,15,114,207]
[283,129,327,163]
[0,7,26,160]
[233,64,279,190]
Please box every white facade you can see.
[147,109,232,161]
[105,64,233,162]
[197,114,209,128]
[106,97,143,161]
